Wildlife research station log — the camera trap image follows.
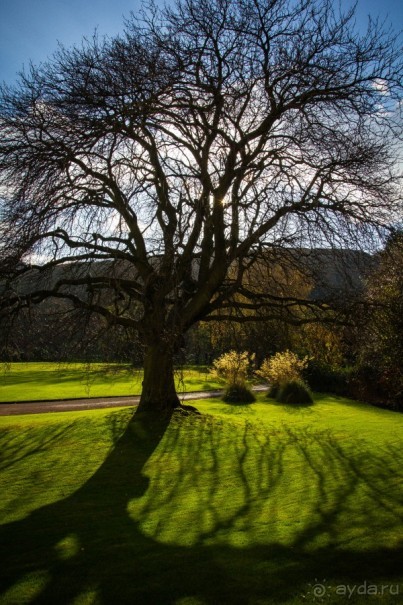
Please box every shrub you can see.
[257,350,309,390]
[211,350,254,387]
[223,384,256,403]
[211,350,256,403]
[303,360,351,396]
[276,380,313,405]
[267,383,278,399]
[349,364,403,412]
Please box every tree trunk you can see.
[137,343,180,414]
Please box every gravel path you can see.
[0,390,224,416]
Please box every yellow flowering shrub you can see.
[211,350,254,388]
[257,350,309,387]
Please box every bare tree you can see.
[0,0,402,413]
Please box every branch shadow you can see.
[0,410,402,604]
[0,423,76,472]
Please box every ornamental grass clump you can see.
[257,350,312,404]
[211,351,256,403]
[276,379,313,405]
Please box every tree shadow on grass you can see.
[0,423,76,473]
[0,410,402,604]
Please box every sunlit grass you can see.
[0,362,219,402]
[0,394,402,603]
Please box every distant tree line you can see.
[2,237,402,409]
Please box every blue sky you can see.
[0,0,402,85]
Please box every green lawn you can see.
[0,394,402,604]
[0,362,219,402]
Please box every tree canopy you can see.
[0,0,402,412]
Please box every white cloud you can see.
[372,78,389,95]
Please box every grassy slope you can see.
[0,394,402,604]
[0,362,218,402]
